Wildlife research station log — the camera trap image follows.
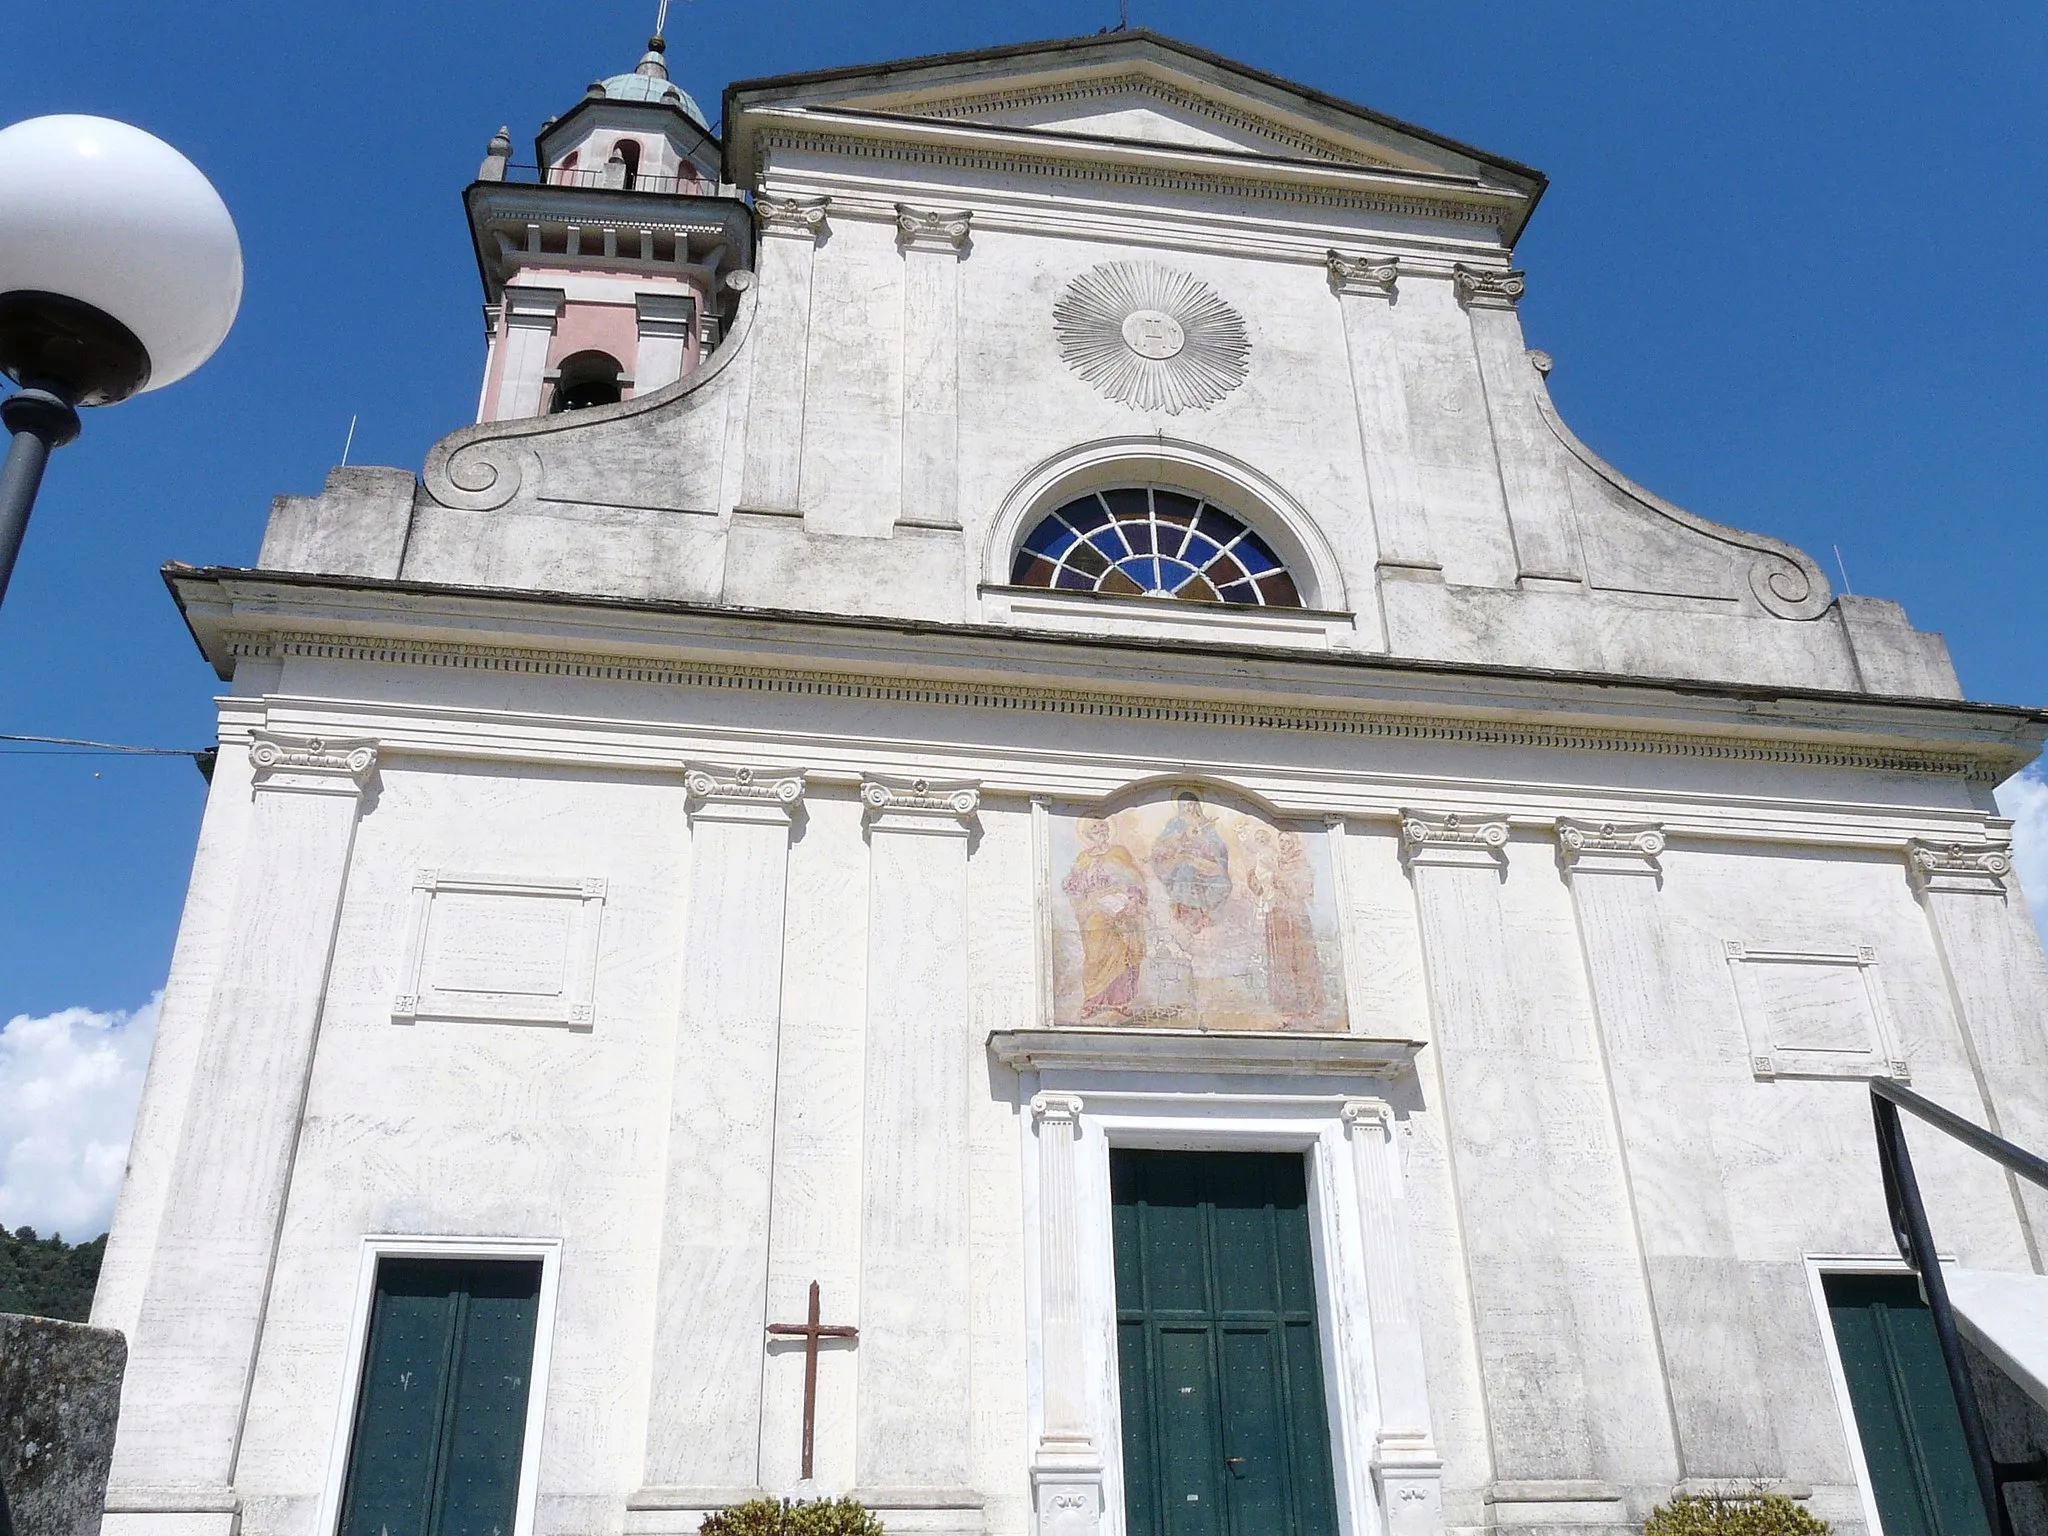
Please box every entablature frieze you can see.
[754,172,1506,272]
[202,616,2032,792]
[210,695,2016,862]
[745,111,1527,236]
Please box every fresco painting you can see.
[1050,785,1349,1032]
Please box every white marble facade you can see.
[95,29,2048,1536]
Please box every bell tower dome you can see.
[464,24,751,421]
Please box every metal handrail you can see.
[496,164,708,196]
[1870,1078,2048,1536]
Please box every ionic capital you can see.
[684,762,805,825]
[861,772,980,835]
[1555,818,1666,880]
[1398,808,1510,871]
[1032,1091,1085,1127]
[1453,265,1526,309]
[248,731,378,798]
[1906,837,2013,897]
[896,204,972,253]
[1327,250,1399,298]
[1341,1098,1396,1138]
[756,195,830,239]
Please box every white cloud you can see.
[0,994,158,1240]
[1997,762,2048,950]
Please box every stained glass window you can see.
[1009,488,1302,608]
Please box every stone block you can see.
[0,1314,127,1536]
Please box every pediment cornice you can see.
[743,105,1527,236]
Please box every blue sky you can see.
[2,3,2045,1232]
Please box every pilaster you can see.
[1554,818,1787,1482]
[492,284,566,421]
[638,765,805,1512]
[1327,251,1437,575]
[1030,1092,1103,1536]
[1906,836,2048,1259]
[635,291,697,394]
[1399,807,1676,1515]
[106,734,379,1529]
[1455,266,1583,584]
[898,205,971,531]
[1339,1099,1443,1536]
[854,772,985,1527]
[741,196,830,514]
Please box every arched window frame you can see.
[983,437,1349,615]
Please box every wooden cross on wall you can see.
[766,1281,858,1480]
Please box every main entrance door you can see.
[1112,1149,1340,1536]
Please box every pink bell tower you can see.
[465,21,752,421]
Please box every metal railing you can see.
[1871,1078,2048,1536]
[497,163,708,196]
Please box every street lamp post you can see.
[0,114,243,605]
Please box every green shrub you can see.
[698,1496,887,1536]
[1645,1493,1830,1536]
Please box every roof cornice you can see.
[164,565,2047,785]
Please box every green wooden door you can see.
[1824,1273,1991,1536]
[338,1257,543,1536]
[1113,1150,1340,1536]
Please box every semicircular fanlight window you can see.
[1009,488,1302,608]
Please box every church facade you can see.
[92,29,2048,1536]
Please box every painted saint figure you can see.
[1063,818,1150,1018]
[1256,829,1325,1023]
[1149,791,1232,931]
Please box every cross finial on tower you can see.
[655,0,670,40]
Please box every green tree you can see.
[0,1225,106,1321]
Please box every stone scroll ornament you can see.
[1053,261,1249,414]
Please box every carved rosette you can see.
[1555,818,1667,879]
[1326,250,1400,299]
[1398,808,1511,870]
[684,763,805,824]
[896,203,972,253]
[1453,265,1527,309]
[1053,261,1249,414]
[861,773,981,834]
[248,731,378,796]
[755,194,830,239]
[1906,837,2014,897]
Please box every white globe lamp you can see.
[0,114,243,603]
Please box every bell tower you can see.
[465,25,752,421]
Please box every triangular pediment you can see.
[725,31,1545,195]
[876,72,1403,168]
